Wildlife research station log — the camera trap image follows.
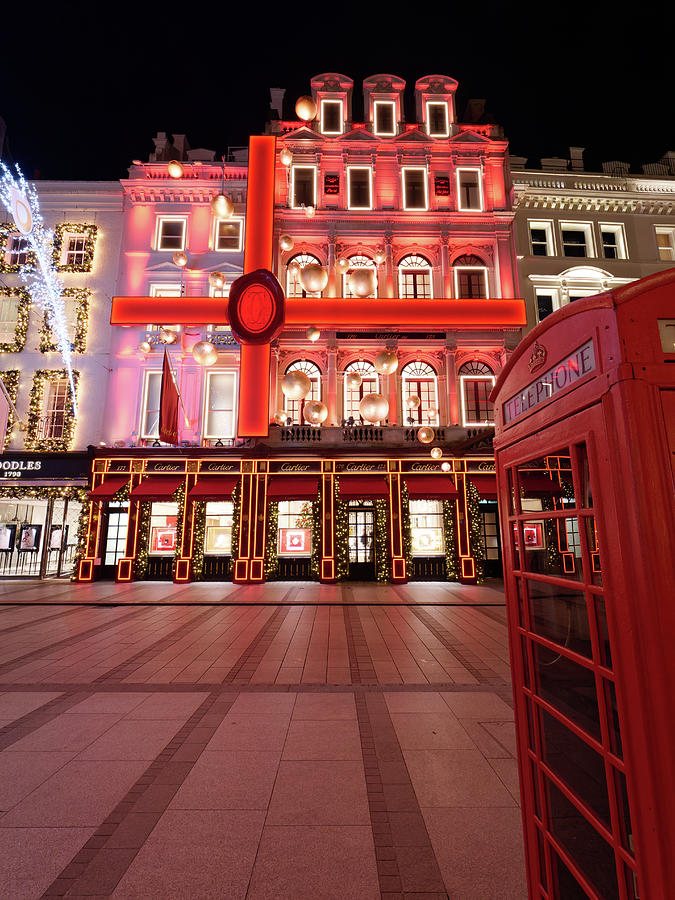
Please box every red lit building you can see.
[76,74,526,585]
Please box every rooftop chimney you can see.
[541,157,568,172]
[270,88,286,119]
[601,160,630,177]
[569,147,585,172]
[463,99,486,124]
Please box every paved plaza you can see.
[0,580,527,899]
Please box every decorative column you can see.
[386,367,398,426]
[455,469,477,584]
[384,231,395,298]
[233,461,268,583]
[117,463,144,582]
[327,233,337,297]
[445,343,459,425]
[320,462,336,582]
[174,464,198,583]
[388,463,407,583]
[327,343,338,425]
[440,232,452,297]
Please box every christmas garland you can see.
[0,370,19,449]
[133,501,151,580]
[70,492,93,581]
[172,483,186,579]
[334,476,349,581]
[466,481,485,583]
[264,501,280,580]
[228,480,241,575]
[190,501,206,580]
[375,499,390,582]
[311,493,321,580]
[24,369,80,451]
[442,499,459,580]
[0,288,30,352]
[40,288,91,353]
[52,223,98,273]
[0,223,35,272]
[400,481,413,574]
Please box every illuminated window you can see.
[347,167,373,209]
[655,226,675,261]
[536,289,561,323]
[291,166,317,208]
[426,102,450,138]
[43,379,70,441]
[156,217,187,251]
[277,500,313,557]
[343,361,379,422]
[64,235,87,268]
[454,255,488,299]
[599,225,626,260]
[457,168,483,211]
[409,500,445,557]
[214,218,243,251]
[140,370,161,439]
[342,255,377,298]
[148,502,178,556]
[561,223,593,258]
[320,99,343,135]
[203,370,237,439]
[398,254,432,299]
[286,253,323,298]
[529,221,554,256]
[0,293,20,343]
[5,234,30,267]
[283,360,321,425]
[402,168,428,210]
[204,501,234,555]
[401,361,439,425]
[147,284,182,331]
[459,361,495,426]
[373,100,396,136]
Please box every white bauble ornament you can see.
[304,205,315,218]
[373,350,398,375]
[279,234,294,252]
[359,392,389,423]
[417,426,435,444]
[406,394,421,410]
[303,400,328,425]
[138,341,152,354]
[426,406,438,421]
[300,263,328,293]
[172,251,187,267]
[336,257,350,275]
[273,410,287,426]
[209,271,225,289]
[348,267,375,297]
[161,329,177,344]
[306,326,320,342]
[210,194,234,218]
[167,160,184,178]
[281,370,311,400]
[192,340,218,366]
[441,461,451,472]
[345,371,362,390]
[295,95,317,122]
[430,447,443,459]
[374,248,386,264]
[280,148,293,166]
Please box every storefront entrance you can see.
[101,501,129,579]
[348,502,375,580]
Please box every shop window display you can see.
[0,495,82,577]
[148,502,178,555]
[204,501,234,555]
[409,500,445,556]
[277,500,312,557]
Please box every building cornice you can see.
[512,170,675,214]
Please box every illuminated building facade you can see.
[78,74,525,585]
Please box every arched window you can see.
[283,360,322,425]
[342,255,377,298]
[343,361,379,423]
[286,253,323,298]
[454,254,487,299]
[458,361,495,426]
[398,254,433,299]
[401,361,439,425]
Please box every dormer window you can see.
[426,102,449,138]
[373,101,396,136]
[320,99,343,135]
[402,168,428,210]
[347,167,373,210]
[291,166,317,208]
[456,168,483,211]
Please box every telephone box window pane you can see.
[540,707,610,825]
[535,827,548,889]
[530,758,542,817]
[585,517,603,586]
[594,597,611,668]
[553,851,598,900]
[546,778,619,900]
[527,582,591,658]
[533,644,601,741]
[604,679,623,759]
[520,518,583,581]
[517,452,575,508]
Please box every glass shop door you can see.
[348,502,375,580]
[101,501,129,579]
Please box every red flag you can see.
[159,347,179,445]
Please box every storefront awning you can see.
[520,473,565,496]
[188,475,238,500]
[267,476,319,500]
[339,475,389,499]
[129,476,184,500]
[88,476,129,499]
[468,474,498,499]
[405,475,458,500]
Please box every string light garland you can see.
[264,501,280,580]
[132,501,151,580]
[228,481,241,576]
[0,223,35,272]
[333,477,349,581]
[172,483,186,580]
[52,223,98,273]
[466,481,485,583]
[375,499,390,583]
[442,499,459,580]
[400,481,413,573]
[70,491,93,581]
[0,164,79,414]
[40,288,91,353]
[0,288,30,352]
[310,497,321,580]
[25,369,79,451]
[0,370,19,449]
[191,501,206,581]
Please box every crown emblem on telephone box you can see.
[528,341,547,373]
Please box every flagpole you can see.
[164,347,190,428]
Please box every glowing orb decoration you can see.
[417,426,435,444]
[279,234,294,252]
[406,394,421,410]
[300,263,327,293]
[374,248,386,265]
[441,461,451,472]
[430,447,443,459]
[345,371,362,390]
[303,400,328,425]
[209,271,225,289]
[306,326,321,342]
[425,406,438,421]
[161,329,177,344]
[10,186,32,234]
[281,370,311,400]
[348,267,375,298]
[138,341,152,354]
[192,340,218,366]
[373,350,398,375]
[359,392,389,423]
[172,251,188,267]
[336,257,350,274]
[295,95,317,122]
[280,148,293,166]
[304,205,315,218]
[167,160,184,178]
[210,193,234,218]
[273,410,287,426]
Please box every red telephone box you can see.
[491,269,675,899]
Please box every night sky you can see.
[2,3,673,181]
